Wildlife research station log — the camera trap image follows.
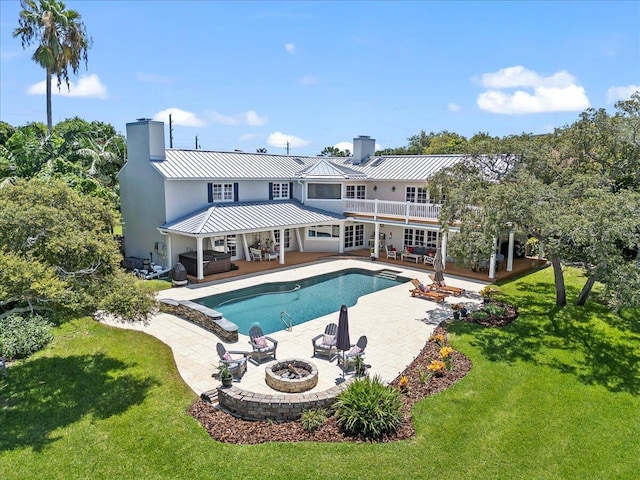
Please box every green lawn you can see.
[1,267,639,479]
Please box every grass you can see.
[1,267,639,479]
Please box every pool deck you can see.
[102,259,487,397]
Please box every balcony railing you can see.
[343,199,441,222]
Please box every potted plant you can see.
[452,303,462,320]
[479,285,499,304]
[370,248,376,261]
[217,364,233,387]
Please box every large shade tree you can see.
[13,0,92,132]
[0,179,155,321]
[433,94,640,312]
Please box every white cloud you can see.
[209,109,267,126]
[245,110,267,126]
[153,108,204,127]
[606,85,640,104]
[285,43,296,54]
[476,66,590,114]
[135,72,173,84]
[334,141,353,153]
[267,131,310,149]
[448,103,461,112]
[27,74,108,99]
[299,75,318,85]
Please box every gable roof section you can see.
[294,158,368,179]
[150,149,469,182]
[160,200,345,235]
[154,150,318,180]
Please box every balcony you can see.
[343,199,441,223]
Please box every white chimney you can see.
[352,135,375,164]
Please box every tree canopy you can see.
[432,93,640,312]
[0,179,155,322]
[0,118,126,204]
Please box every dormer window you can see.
[212,183,233,201]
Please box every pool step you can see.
[377,269,400,280]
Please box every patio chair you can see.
[409,278,447,303]
[311,322,338,361]
[338,335,368,372]
[264,251,278,261]
[385,245,398,260]
[249,247,263,262]
[248,325,278,364]
[216,342,249,380]
[427,274,464,297]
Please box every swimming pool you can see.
[194,268,408,335]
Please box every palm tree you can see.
[13,0,92,133]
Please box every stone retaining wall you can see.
[214,381,351,421]
[158,298,239,343]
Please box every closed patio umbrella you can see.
[433,245,445,284]
[335,304,351,379]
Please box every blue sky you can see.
[1,0,639,155]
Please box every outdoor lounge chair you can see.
[338,335,368,372]
[249,247,263,261]
[216,342,249,380]
[312,322,338,360]
[385,245,398,260]
[409,279,447,303]
[248,325,278,364]
[427,274,464,297]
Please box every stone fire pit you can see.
[265,358,318,393]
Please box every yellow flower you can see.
[429,333,445,344]
[440,346,454,358]
[399,375,409,388]
[428,360,446,373]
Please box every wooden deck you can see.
[187,249,545,285]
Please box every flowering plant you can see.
[439,346,454,359]
[452,303,463,310]
[427,359,446,376]
[398,375,409,393]
[429,332,446,346]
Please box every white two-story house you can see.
[119,118,516,280]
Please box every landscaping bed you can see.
[188,326,472,444]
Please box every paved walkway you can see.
[102,259,486,396]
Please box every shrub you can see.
[484,303,506,317]
[334,375,403,439]
[471,310,490,321]
[0,314,53,360]
[300,408,328,432]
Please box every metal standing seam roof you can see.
[160,200,345,236]
[151,149,469,181]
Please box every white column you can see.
[507,229,515,272]
[339,222,345,254]
[295,228,304,252]
[538,241,544,259]
[374,222,380,258]
[241,234,250,260]
[278,228,285,265]
[196,236,204,280]
[441,232,448,270]
[488,237,497,279]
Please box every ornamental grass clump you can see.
[299,408,328,432]
[334,374,403,439]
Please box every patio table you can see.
[401,252,423,263]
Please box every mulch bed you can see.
[187,325,473,444]
[462,300,519,327]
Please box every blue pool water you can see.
[195,268,408,335]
